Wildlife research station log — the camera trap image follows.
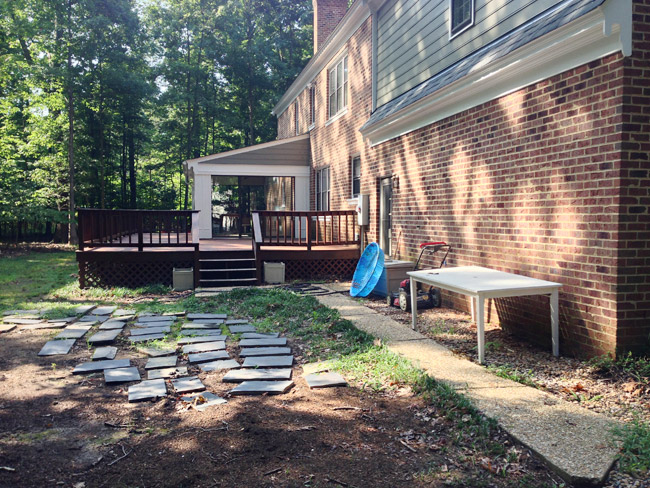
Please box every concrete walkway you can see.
[317,285,619,486]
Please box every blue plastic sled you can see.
[350,243,385,297]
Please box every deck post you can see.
[307,216,312,251]
[77,209,84,251]
[137,212,144,252]
[193,246,200,289]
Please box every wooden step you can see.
[200,268,256,273]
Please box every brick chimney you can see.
[313,0,348,54]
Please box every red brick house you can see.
[270,0,649,358]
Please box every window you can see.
[294,100,299,135]
[309,86,316,127]
[351,156,361,197]
[328,55,348,119]
[450,0,474,37]
[316,167,330,211]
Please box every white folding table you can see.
[408,266,562,364]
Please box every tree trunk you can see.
[128,124,136,208]
[66,0,78,245]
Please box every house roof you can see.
[360,0,606,135]
[184,134,311,168]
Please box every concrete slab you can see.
[92,346,118,360]
[128,333,165,343]
[239,338,287,347]
[230,380,294,395]
[38,339,76,356]
[188,350,230,364]
[177,335,227,345]
[223,368,292,383]
[239,347,292,357]
[304,372,348,388]
[181,341,226,354]
[225,319,248,325]
[74,305,96,315]
[73,359,130,374]
[240,332,280,339]
[147,366,188,380]
[93,306,117,316]
[137,315,177,323]
[228,324,256,333]
[181,323,223,330]
[171,376,205,394]
[98,320,125,330]
[137,346,176,357]
[79,315,110,323]
[186,313,227,320]
[145,356,177,370]
[128,379,167,402]
[55,325,92,340]
[199,359,241,372]
[0,324,17,333]
[104,366,141,384]
[129,326,170,336]
[179,329,222,336]
[242,356,293,368]
[87,329,121,345]
[181,391,227,410]
[114,309,135,317]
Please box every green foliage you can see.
[613,417,650,476]
[487,364,539,388]
[589,352,650,384]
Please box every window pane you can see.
[343,56,348,83]
[336,61,343,88]
[337,86,343,112]
[329,92,336,118]
[329,69,336,96]
[343,81,348,108]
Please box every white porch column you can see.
[193,174,212,239]
[294,174,310,211]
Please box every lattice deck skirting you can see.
[277,258,356,281]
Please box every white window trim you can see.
[350,155,361,198]
[327,52,349,121]
[448,0,475,40]
[325,107,348,127]
[308,85,316,130]
[294,100,299,136]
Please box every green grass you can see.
[589,352,650,384]
[487,364,539,388]
[613,417,650,476]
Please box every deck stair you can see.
[198,250,257,287]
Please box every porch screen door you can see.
[380,177,392,256]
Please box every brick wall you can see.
[276,10,646,357]
[313,0,349,53]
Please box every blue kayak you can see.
[350,243,385,297]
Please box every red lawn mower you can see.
[387,242,451,312]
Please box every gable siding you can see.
[376,0,564,107]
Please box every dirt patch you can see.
[0,243,75,258]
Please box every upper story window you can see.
[328,55,348,119]
[450,0,474,38]
[309,86,316,127]
[351,156,361,197]
[294,100,299,135]
[316,167,330,211]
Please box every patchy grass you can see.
[613,417,650,476]
[487,364,539,389]
[589,352,650,384]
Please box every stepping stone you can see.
[228,325,256,333]
[79,315,109,323]
[239,347,292,357]
[138,315,176,323]
[129,326,170,336]
[3,318,43,325]
[128,334,165,343]
[223,368,292,383]
[93,306,117,316]
[22,322,67,330]
[230,380,294,396]
[177,335,226,345]
[181,323,222,330]
[38,339,76,356]
[188,350,230,364]
[186,313,227,320]
[48,317,77,324]
[242,356,294,368]
[0,324,16,333]
[55,325,92,340]
[148,366,188,380]
[145,356,177,370]
[304,372,348,389]
[241,332,280,339]
[239,338,287,347]
[179,329,222,337]
[98,320,125,330]
[171,376,205,394]
[225,319,249,325]
[199,359,241,372]
[133,321,175,328]
[181,341,226,354]
[74,305,96,315]
[137,346,176,357]
[92,346,118,360]
[181,391,227,411]
[113,309,135,317]
[3,309,39,316]
[128,379,167,402]
[104,366,141,384]
[72,319,97,326]
[189,319,225,325]
[73,359,130,374]
[87,329,121,345]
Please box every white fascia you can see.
[189,163,310,178]
[361,0,632,147]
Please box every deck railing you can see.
[78,208,200,251]
[252,210,358,250]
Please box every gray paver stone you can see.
[73,358,130,374]
[138,315,177,323]
[179,329,222,337]
[225,319,249,325]
[0,324,17,333]
[223,368,292,382]
[92,346,118,360]
[128,379,167,402]
[240,332,280,339]
[145,356,177,370]
[188,319,224,325]
[38,339,76,356]
[181,391,227,411]
[104,366,141,384]
[304,372,348,388]
[93,306,117,316]
[48,317,77,324]
[130,326,170,336]
[228,324,256,333]
[74,305,96,315]
[239,338,287,347]
[3,318,43,325]
[147,367,188,380]
[181,341,226,354]
[186,313,227,320]
[113,309,135,317]
[22,322,67,330]
[230,380,294,395]
[239,347,292,357]
[3,309,39,316]
[242,356,293,368]
[87,329,121,345]
[181,323,222,330]
[55,325,92,340]
[137,347,176,357]
[133,321,175,328]
[177,335,227,345]
[171,376,205,393]
[98,320,125,330]
[79,315,110,323]
[128,333,165,343]
[199,359,241,372]
[188,350,230,363]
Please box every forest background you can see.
[0,0,312,242]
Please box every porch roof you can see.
[184,134,310,169]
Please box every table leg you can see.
[410,278,418,330]
[550,290,559,356]
[477,296,485,364]
[470,297,476,323]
